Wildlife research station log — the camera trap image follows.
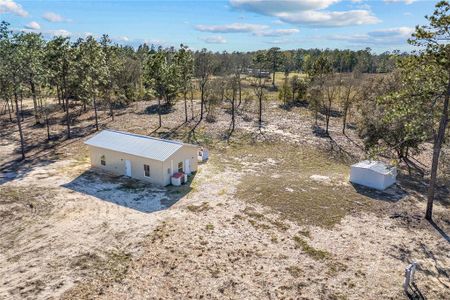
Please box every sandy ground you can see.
[1,98,449,299]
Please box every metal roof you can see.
[351,160,394,175]
[84,130,194,162]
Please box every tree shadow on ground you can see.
[278,100,309,111]
[141,104,175,115]
[62,169,195,213]
[312,125,329,138]
[320,107,343,118]
[405,283,426,300]
[428,219,450,244]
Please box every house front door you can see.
[124,160,132,177]
[184,159,190,174]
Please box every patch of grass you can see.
[327,261,348,275]
[293,236,331,260]
[242,207,264,219]
[217,188,227,196]
[64,249,132,299]
[286,266,302,278]
[269,219,290,231]
[187,202,210,213]
[227,143,379,228]
[270,234,278,243]
[298,230,311,238]
[248,219,271,230]
[205,224,214,231]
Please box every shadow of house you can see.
[62,169,195,213]
[350,182,408,202]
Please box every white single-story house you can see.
[350,160,397,191]
[84,130,198,186]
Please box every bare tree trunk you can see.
[184,92,188,123]
[258,90,263,129]
[14,89,25,160]
[93,95,99,131]
[231,90,235,133]
[157,97,162,128]
[45,110,51,141]
[425,75,450,220]
[6,98,13,122]
[65,96,71,139]
[30,81,40,124]
[237,73,242,108]
[19,91,24,121]
[109,101,115,121]
[200,84,205,121]
[325,99,331,135]
[190,89,194,120]
[56,84,62,107]
[342,104,349,135]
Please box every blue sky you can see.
[0,0,438,52]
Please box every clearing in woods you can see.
[0,98,449,299]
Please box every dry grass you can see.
[222,142,383,228]
[62,249,131,299]
[187,202,210,213]
[293,236,331,260]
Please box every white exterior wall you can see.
[162,145,198,186]
[350,167,396,190]
[88,144,198,186]
[88,145,165,185]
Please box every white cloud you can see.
[254,28,299,36]
[229,0,380,27]
[195,23,268,33]
[384,0,415,5]
[117,36,130,42]
[43,12,67,22]
[19,27,71,38]
[230,0,339,14]
[195,22,299,37]
[278,10,379,27]
[24,21,41,30]
[46,29,71,37]
[200,35,227,44]
[329,27,414,45]
[0,0,28,17]
[264,38,296,45]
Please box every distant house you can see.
[84,130,198,186]
[350,160,397,191]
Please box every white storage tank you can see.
[350,160,397,191]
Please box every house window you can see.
[178,161,183,173]
[100,155,106,166]
[167,168,171,174]
[144,164,150,177]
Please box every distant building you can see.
[84,130,198,186]
[244,68,271,78]
[350,160,397,190]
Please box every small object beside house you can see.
[84,130,198,186]
[350,160,397,191]
[198,147,209,162]
[171,172,187,186]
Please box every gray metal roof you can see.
[84,130,194,162]
[351,160,394,175]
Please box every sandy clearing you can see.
[1,99,448,300]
